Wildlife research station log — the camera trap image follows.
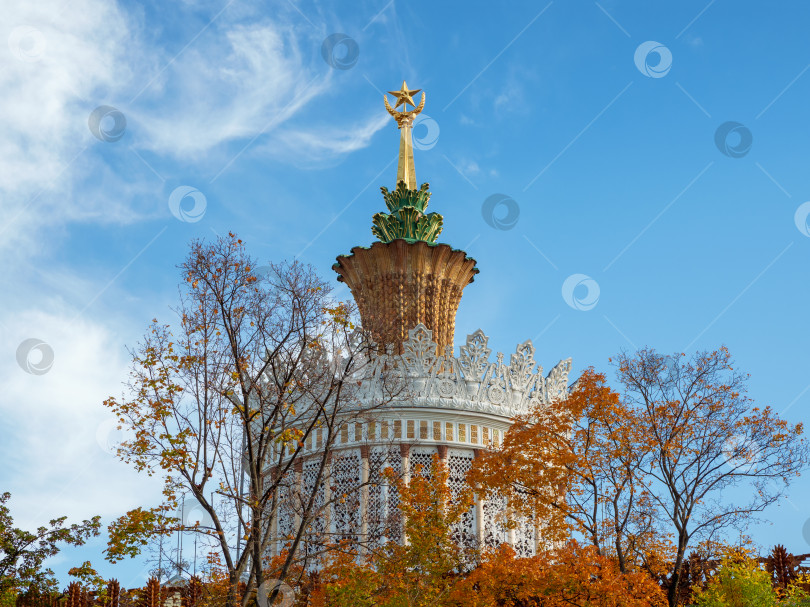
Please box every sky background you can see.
[2,0,810,589]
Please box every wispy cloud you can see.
[133,21,333,158]
[0,0,380,539]
[0,307,160,527]
[0,3,378,260]
[263,111,390,165]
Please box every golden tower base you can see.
[334,239,478,353]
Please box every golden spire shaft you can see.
[398,123,416,189]
[384,80,425,190]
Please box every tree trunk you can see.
[667,544,687,607]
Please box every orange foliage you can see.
[446,541,665,607]
[307,454,664,607]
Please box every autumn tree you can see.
[472,348,808,607]
[373,458,474,605]
[615,347,809,607]
[470,369,666,573]
[0,492,100,594]
[691,553,810,607]
[103,234,396,607]
[67,561,107,595]
[311,456,474,607]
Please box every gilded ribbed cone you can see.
[333,240,478,353]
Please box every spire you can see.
[333,79,478,354]
[384,80,425,189]
[374,81,443,244]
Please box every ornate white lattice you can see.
[482,493,508,550]
[301,460,327,558]
[447,450,476,549]
[331,450,361,544]
[409,447,436,480]
[514,514,536,558]
[275,469,296,552]
[357,324,572,418]
[275,447,545,561]
[368,447,402,548]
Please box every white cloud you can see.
[132,21,333,158]
[493,75,528,116]
[0,307,160,528]
[0,2,378,260]
[0,0,161,528]
[461,159,481,175]
[263,111,390,166]
[0,0,383,536]
[0,0,139,261]
[0,2,132,198]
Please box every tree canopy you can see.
[0,492,100,594]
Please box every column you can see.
[437,445,449,514]
[507,504,516,547]
[322,453,332,543]
[400,443,410,545]
[475,495,485,549]
[360,446,369,551]
[400,444,411,484]
[293,460,303,545]
[472,450,484,548]
[268,465,279,558]
[534,518,542,555]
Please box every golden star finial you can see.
[383,80,426,190]
[387,80,421,110]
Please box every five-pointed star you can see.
[387,80,421,110]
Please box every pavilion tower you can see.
[270,81,573,559]
[333,81,479,353]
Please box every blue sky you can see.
[2,0,810,588]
